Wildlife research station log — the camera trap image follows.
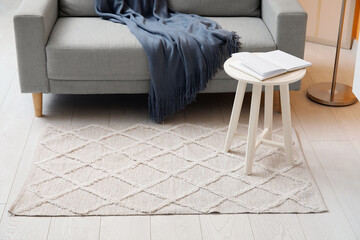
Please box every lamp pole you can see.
[307,0,357,106]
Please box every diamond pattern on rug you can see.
[99,134,137,150]
[75,125,112,140]
[9,124,327,216]
[91,177,134,200]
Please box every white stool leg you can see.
[224,81,247,152]
[244,85,262,175]
[264,85,273,140]
[280,84,295,165]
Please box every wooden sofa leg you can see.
[274,91,282,114]
[32,93,43,117]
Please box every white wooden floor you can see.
[1,2,360,239]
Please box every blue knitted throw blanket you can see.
[95,0,240,122]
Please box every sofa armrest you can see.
[262,0,307,59]
[13,0,58,93]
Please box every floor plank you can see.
[151,215,202,240]
[311,141,360,239]
[0,58,16,109]
[291,109,357,240]
[0,13,20,109]
[0,112,73,240]
[100,216,150,240]
[47,217,100,240]
[0,205,4,222]
[290,75,348,142]
[0,80,34,203]
[200,214,253,240]
[0,22,17,57]
[249,214,305,240]
[0,17,11,41]
[352,140,360,158]
[330,103,360,140]
[0,217,49,240]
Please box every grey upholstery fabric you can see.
[59,0,96,16]
[49,79,301,94]
[168,0,260,17]
[262,0,307,58]
[59,0,260,17]
[46,17,275,81]
[13,0,58,93]
[49,79,247,94]
[46,18,148,81]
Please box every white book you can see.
[229,50,312,80]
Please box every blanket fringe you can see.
[149,31,241,122]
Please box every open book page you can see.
[232,52,286,77]
[257,50,312,71]
[231,52,287,80]
[229,59,267,80]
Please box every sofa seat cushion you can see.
[46,17,276,81]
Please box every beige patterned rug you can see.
[10,124,327,216]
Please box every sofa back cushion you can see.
[59,0,260,17]
[168,0,260,17]
[59,0,96,16]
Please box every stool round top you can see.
[224,57,306,85]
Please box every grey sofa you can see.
[13,0,307,117]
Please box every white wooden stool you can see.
[223,57,306,175]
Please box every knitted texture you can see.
[10,124,327,216]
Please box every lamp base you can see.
[307,82,358,106]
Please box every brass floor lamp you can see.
[307,0,358,106]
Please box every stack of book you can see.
[229,50,312,81]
